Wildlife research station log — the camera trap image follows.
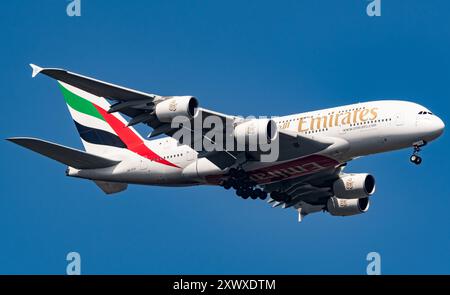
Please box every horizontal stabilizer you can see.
[7,137,120,169]
[94,180,128,194]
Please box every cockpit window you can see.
[418,111,433,115]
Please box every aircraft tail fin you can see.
[29,64,144,156]
[6,137,120,169]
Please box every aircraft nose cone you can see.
[417,116,445,141]
[435,116,445,136]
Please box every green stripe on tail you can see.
[58,83,105,122]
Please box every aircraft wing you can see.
[261,165,345,222]
[31,64,341,168]
[274,129,336,161]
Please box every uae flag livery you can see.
[59,81,178,168]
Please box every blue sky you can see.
[0,0,449,274]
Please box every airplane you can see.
[7,64,445,222]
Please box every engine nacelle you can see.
[233,119,278,146]
[327,197,370,216]
[155,96,198,123]
[182,158,224,180]
[333,173,376,199]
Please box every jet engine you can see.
[155,96,198,122]
[233,119,278,146]
[333,173,376,199]
[327,197,370,216]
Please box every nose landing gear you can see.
[410,140,426,165]
[410,154,422,165]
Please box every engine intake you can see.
[333,173,376,199]
[155,96,198,122]
[327,197,370,216]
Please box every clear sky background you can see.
[1,0,449,274]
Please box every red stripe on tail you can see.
[94,105,179,168]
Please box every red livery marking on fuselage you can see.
[248,154,339,184]
[206,155,340,185]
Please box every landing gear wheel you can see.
[242,189,251,199]
[253,189,262,197]
[259,191,268,200]
[222,180,232,190]
[270,191,280,201]
[415,156,422,165]
[236,188,244,197]
[229,168,266,200]
[410,155,422,165]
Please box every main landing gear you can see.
[410,140,426,165]
[221,168,268,200]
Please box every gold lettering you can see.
[370,107,378,120]
[328,113,334,128]
[353,109,360,123]
[359,109,370,121]
[298,118,308,132]
[341,112,352,125]
[334,112,341,126]
[310,116,327,130]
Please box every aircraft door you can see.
[395,112,405,126]
[186,150,195,161]
[139,159,147,171]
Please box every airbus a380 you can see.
[8,64,445,222]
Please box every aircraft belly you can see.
[246,154,340,185]
[204,154,341,186]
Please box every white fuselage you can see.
[68,100,445,186]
